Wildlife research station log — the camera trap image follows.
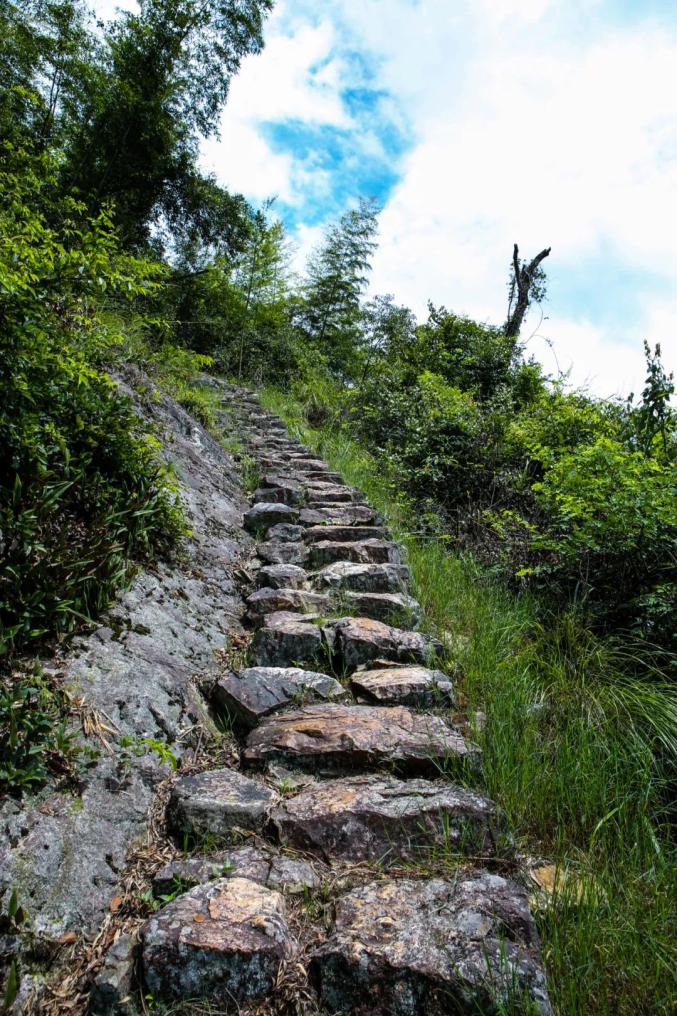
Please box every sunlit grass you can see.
[261,384,677,1016]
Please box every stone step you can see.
[325,617,443,670]
[300,505,379,526]
[263,522,305,543]
[311,875,552,1016]
[303,485,359,504]
[243,703,479,776]
[246,587,330,623]
[153,844,326,897]
[271,774,503,862]
[244,502,299,533]
[257,540,309,566]
[304,525,388,544]
[350,664,455,708]
[252,485,304,507]
[312,561,411,593]
[168,769,279,840]
[212,666,346,729]
[341,591,421,627]
[308,539,402,568]
[252,611,324,667]
[256,563,308,589]
[141,878,296,1006]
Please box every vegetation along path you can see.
[129,384,552,1015]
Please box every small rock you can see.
[324,617,443,670]
[251,612,326,668]
[272,774,502,862]
[350,665,455,708]
[309,540,402,568]
[264,524,305,544]
[246,587,330,624]
[256,563,309,589]
[153,845,324,896]
[89,933,136,1015]
[168,769,279,839]
[244,503,299,534]
[257,541,310,566]
[312,562,410,593]
[311,874,551,1016]
[212,667,346,729]
[244,703,478,776]
[141,878,296,1004]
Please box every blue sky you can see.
[97,0,677,396]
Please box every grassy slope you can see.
[260,385,676,1016]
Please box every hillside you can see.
[1,2,675,1014]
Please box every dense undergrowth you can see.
[261,384,677,1016]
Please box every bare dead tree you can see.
[505,243,551,338]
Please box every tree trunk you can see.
[505,244,551,338]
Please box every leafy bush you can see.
[0,151,185,657]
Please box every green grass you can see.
[260,384,677,1016]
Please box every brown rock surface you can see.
[244,703,478,776]
[325,617,443,669]
[308,540,402,568]
[246,587,330,623]
[141,877,296,1004]
[271,774,502,862]
[299,505,378,526]
[350,665,454,708]
[212,666,346,728]
[312,875,552,1015]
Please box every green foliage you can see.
[0,152,186,657]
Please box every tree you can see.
[300,197,380,374]
[505,243,551,338]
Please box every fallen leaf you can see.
[530,865,557,893]
[56,931,78,945]
[194,913,206,923]
[109,896,123,913]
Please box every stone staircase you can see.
[98,386,552,1014]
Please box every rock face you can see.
[244,704,479,776]
[168,769,279,839]
[312,875,552,1016]
[271,775,502,862]
[351,665,455,708]
[212,667,346,729]
[141,878,297,1004]
[251,611,326,667]
[325,617,443,670]
[153,845,324,896]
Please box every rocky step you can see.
[251,611,325,667]
[168,769,279,840]
[252,482,304,506]
[340,591,421,627]
[303,484,361,504]
[246,586,331,623]
[243,703,479,777]
[325,616,443,670]
[244,502,300,533]
[141,878,297,1006]
[153,844,326,897]
[312,561,411,593]
[212,665,347,729]
[308,539,402,567]
[350,664,454,708]
[256,562,309,589]
[263,522,306,543]
[311,874,552,1016]
[256,540,309,566]
[271,774,503,863]
[300,505,379,526]
[303,524,388,544]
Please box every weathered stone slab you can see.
[244,704,478,776]
[303,470,343,484]
[312,561,411,593]
[300,505,378,526]
[309,540,402,568]
[257,541,309,566]
[251,612,325,667]
[244,502,299,533]
[212,666,346,728]
[141,878,296,1004]
[325,617,442,670]
[246,587,330,623]
[168,769,279,839]
[351,665,454,708]
[303,485,358,504]
[285,457,329,470]
[264,523,305,543]
[342,592,421,626]
[312,875,551,1016]
[304,525,387,544]
[153,845,325,897]
[256,563,308,589]
[252,485,303,507]
[271,775,501,861]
